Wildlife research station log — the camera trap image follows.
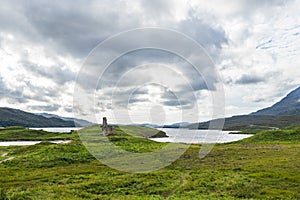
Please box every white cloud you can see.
[0,0,299,123]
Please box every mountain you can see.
[131,122,190,128]
[186,86,300,130]
[162,122,190,128]
[0,107,87,128]
[251,86,300,116]
[35,113,93,127]
[132,123,159,128]
[187,115,300,131]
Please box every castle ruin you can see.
[102,117,115,135]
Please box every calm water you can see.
[0,127,80,146]
[30,127,82,133]
[150,128,252,144]
[0,127,252,146]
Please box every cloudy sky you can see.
[0,0,299,124]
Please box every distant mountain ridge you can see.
[0,107,92,127]
[186,115,300,130]
[1,87,299,129]
[162,122,190,128]
[35,113,93,127]
[131,122,190,128]
[251,86,300,116]
[186,86,300,130]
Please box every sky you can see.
[0,0,299,125]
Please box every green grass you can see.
[117,126,168,138]
[233,129,266,134]
[235,126,300,144]
[0,126,79,141]
[0,125,299,199]
[79,125,169,153]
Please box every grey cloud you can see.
[235,74,265,85]
[180,69,211,91]
[0,76,27,102]
[8,84,58,104]
[239,0,291,16]
[128,97,149,104]
[28,104,60,112]
[0,76,7,95]
[178,16,228,50]
[139,0,178,20]
[132,87,149,95]
[95,88,137,110]
[1,0,226,94]
[161,89,177,99]
[163,100,180,106]
[252,98,266,103]
[97,83,197,110]
[0,0,230,115]
[162,88,196,109]
[128,88,150,104]
[0,0,141,57]
[161,88,196,109]
[23,81,61,102]
[22,60,76,85]
[92,49,183,90]
[0,73,62,105]
[112,88,151,108]
[64,106,73,113]
[7,97,29,104]
[86,45,217,111]
[163,100,194,109]
[93,48,218,92]
[96,101,113,112]
[0,3,38,42]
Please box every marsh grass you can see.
[0,126,299,199]
[0,126,79,141]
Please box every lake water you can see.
[150,128,252,144]
[30,127,82,133]
[0,127,252,146]
[0,127,79,146]
[0,140,72,146]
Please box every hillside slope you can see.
[187,86,300,130]
[0,107,76,127]
[35,113,93,127]
[251,86,300,116]
[187,115,300,130]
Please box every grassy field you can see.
[0,126,79,141]
[0,126,299,199]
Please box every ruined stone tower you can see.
[102,117,108,131]
[102,117,115,135]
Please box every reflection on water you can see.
[150,128,252,144]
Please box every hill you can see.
[35,113,93,127]
[0,126,299,199]
[0,126,78,141]
[0,107,76,127]
[187,115,300,130]
[187,86,300,130]
[235,126,300,144]
[251,86,300,116]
